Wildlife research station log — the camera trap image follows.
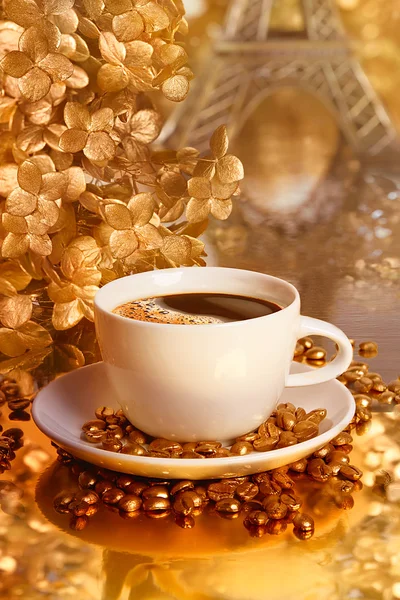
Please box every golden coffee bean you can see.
[175,514,195,528]
[380,390,397,404]
[149,439,183,453]
[195,441,222,456]
[271,468,293,489]
[70,515,88,531]
[305,347,327,361]
[281,492,301,511]
[82,420,106,433]
[350,360,369,372]
[359,341,378,355]
[266,519,287,535]
[75,490,99,505]
[181,490,203,508]
[293,421,318,442]
[340,444,353,454]
[8,398,30,411]
[331,431,353,446]
[207,481,237,501]
[262,496,287,519]
[69,500,89,517]
[293,528,314,540]
[143,497,171,512]
[253,436,279,452]
[350,377,373,394]
[103,489,125,505]
[388,380,400,394]
[235,482,259,501]
[276,431,298,449]
[230,441,253,455]
[106,424,124,439]
[288,458,308,472]
[170,480,194,496]
[173,494,194,515]
[142,485,169,499]
[305,408,327,425]
[148,451,170,458]
[326,451,349,466]
[334,493,354,510]
[54,491,75,514]
[102,438,122,452]
[356,421,372,436]
[95,406,114,420]
[258,421,281,438]
[115,475,133,490]
[215,448,231,457]
[356,406,372,422]
[125,481,148,496]
[334,480,355,494]
[293,512,314,531]
[247,510,268,526]
[182,442,197,452]
[294,342,305,356]
[215,498,241,513]
[181,451,204,458]
[121,442,148,456]
[307,458,333,482]
[277,402,296,414]
[354,394,372,409]
[235,431,259,443]
[95,481,114,496]
[78,471,97,489]
[84,429,106,443]
[85,503,99,517]
[340,464,363,481]
[128,430,148,445]
[193,486,208,503]
[313,443,334,459]
[295,407,307,421]
[276,410,296,431]
[118,494,142,512]
[299,337,313,350]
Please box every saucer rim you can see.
[32,361,355,473]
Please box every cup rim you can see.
[94,267,300,329]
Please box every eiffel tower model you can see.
[165,0,397,156]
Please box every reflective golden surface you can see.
[2,2,400,599]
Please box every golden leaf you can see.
[19,67,52,102]
[0,97,17,124]
[18,160,42,194]
[176,147,199,175]
[112,11,144,43]
[5,0,42,28]
[0,294,32,329]
[127,192,154,226]
[17,125,45,153]
[64,65,89,88]
[157,44,187,67]
[91,107,114,132]
[0,328,27,356]
[54,343,85,372]
[1,50,32,77]
[193,158,216,180]
[187,177,211,200]
[59,128,88,153]
[2,233,30,257]
[160,171,187,197]
[68,236,101,266]
[50,149,73,171]
[0,346,52,375]
[79,191,100,213]
[104,203,132,230]
[161,74,189,102]
[30,154,56,174]
[125,40,153,67]
[105,0,131,14]
[19,27,48,63]
[99,31,126,65]
[29,233,52,255]
[43,0,75,15]
[97,63,129,92]
[186,198,211,223]
[162,234,191,265]
[17,320,53,349]
[3,214,28,233]
[83,0,105,19]
[0,261,31,293]
[64,102,90,130]
[0,164,18,197]
[211,198,233,220]
[39,52,74,82]
[84,131,115,163]
[216,155,244,184]
[159,199,185,222]
[53,9,79,34]
[62,167,86,202]
[210,125,229,160]
[6,189,37,216]
[109,229,138,258]
[77,15,100,39]
[137,223,162,248]
[129,109,162,144]
[137,2,170,32]
[52,298,83,330]
[40,172,68,201]
[48,281,76,303]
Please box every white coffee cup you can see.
[94,267,353,442]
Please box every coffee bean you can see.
[339,464,363,481]
[118,495,142,512]
[230,441,253,455]
[207,481,237,501]
[235,482,259,501]
[262,496,287,519]
[293,421,318,442]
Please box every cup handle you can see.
[286,316,353,387]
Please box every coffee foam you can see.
[113,298,223,325]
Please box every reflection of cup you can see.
[94,267,352,441]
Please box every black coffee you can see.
[113,293,282,325]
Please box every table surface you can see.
[1,150,400,599]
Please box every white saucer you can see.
[32,362,355,480]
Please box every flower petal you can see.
[2,214,28,234]
[187,176,211,199]
[0,328,28,357]
[127,192,154,226]
[40,172,68,201]
[129,109,162,144]
[84,131,115,163]
[72,268,101,287]
[0,164,18,198]
[162,234,191,265]
[216,155,244,184]
[137,2,169,32]
[28,233,52,255]
[210,198,233,220]
[19,67,52,102]
[37,198,60,227]
[210,125,229,160]
[48,281,76,303]
[1,51,33,77]
[99,31,126,65]
[0,262,31,293]
[112,11,144,42]
[6,189,37,216]
[186,198,211,223]
[17,320,53,349]
[1,233,30,258]
[62,167,86,202]
[161,74,189,102]
[59,128,88,153]
[136,223,162,249]
[25,212,52,235]
[43,0,75,15]
[53,9,79,34]
[105,0,131,15]
[19,27,48,62]
[5,0,42,28]
[211,176,238,200]
[104,203,132,230]
[0,295,32,329]
[97,63,129,92]
[64,101,90,130]
[39,53,74,82]
[17,160,42,194]
[52,298,83,330]
[65,65,89,89]
[124,40,153,67]
[90,107,114,133]
[109,229,138,258]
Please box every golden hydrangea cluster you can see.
[0,0,244,359]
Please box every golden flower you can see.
[2,159,68,257]
[100,192,162,260]
[59,102,116,165]
[105,0,170,42]
[48,236,102,330]
[0,26,74,102]
[186,126,244,223]
[5,0,75,29]
[0,261,31,296]
[97,32,154,93]
[0,294,52,357]
[152,43,192,102]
